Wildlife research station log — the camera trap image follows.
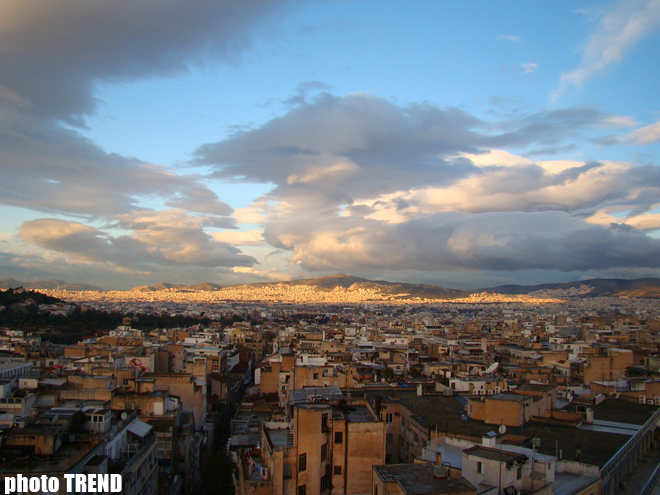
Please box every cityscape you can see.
[2,1,660,495]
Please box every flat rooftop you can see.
[397,395,495,439]
[265,427,291,448]
[464,446,527,464]
[583,399,657,425]
[374,463,476,495]
[518,423,629,467]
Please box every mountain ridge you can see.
[0,278,103,292]
[4,275,660,299]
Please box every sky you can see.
[1,0,660,291]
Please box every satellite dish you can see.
[121,412,128,420]
[486,363,499,374]
[499,424,507,435]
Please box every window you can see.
[477,462,483,474]
[386,434,393,446]
[322,413,329,431]
[335,431,343,444]
[385,454,392,464]
[313,373,319,380]
[321,443,328,461]
[321,475,329,493]
[284,464,292,479]
[386,413,393,423]
[299,453,307,472]
[298,485,306,495]
[334,466,342,475]
[516,466,522,481]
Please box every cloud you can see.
[553,0,660,98]
[0,0,292,122]
[625,118,660,144]
[0,111,236,217]
[19,213,257,270]
[283,81,333,107]
[196,94,626,206]
[498,34,522,42]
[521,63,538,75]
[0,0,294,285]
[0,1,298,218]
[193,93,660,278]
[262,210,660,273]
[212,229,265,246]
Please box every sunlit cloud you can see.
[625,118,660,144]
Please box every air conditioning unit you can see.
[480,389,486,395]
[655,397,660,406]
[639,395,647,404]
[487,389,494,395]
[495,387,501,394]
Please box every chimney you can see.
[435,452,442,466]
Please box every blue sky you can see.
[1,0,660,290]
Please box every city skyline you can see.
[1,0,660,290]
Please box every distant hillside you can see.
[11,274,660,299]
[484,278,660,298]
[0,278,103,292]
[130,282,223,292]
[238,274,468,300]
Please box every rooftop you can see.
[517,423,629,467]
[396,395,495,439]
[463,445,527,464]
[374,463,476,495]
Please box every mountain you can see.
[483,278,660,298]
[240,274,468,300]
[0,278,103,291]
[130,282,223,292]
[6,275,660,299]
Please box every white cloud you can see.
[553,0,660,98]
[521,63,538,75]
[454,150,533,168]
[212,229,265,246]
[625,118,660,144]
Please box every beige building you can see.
[237,402,386,495]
